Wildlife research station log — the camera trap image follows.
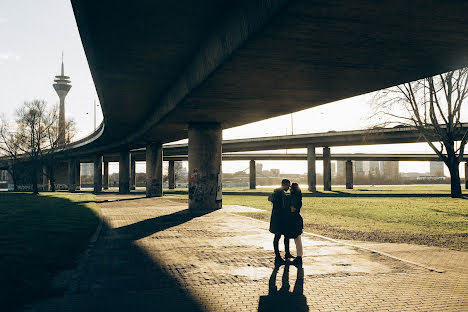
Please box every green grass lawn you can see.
[170,186,468,250]
[0,192,100,310]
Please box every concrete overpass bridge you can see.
[5,1,468,210]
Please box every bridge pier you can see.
[130,158,136,190]
[250,160,256,189]
[93,155,103,194]
[75,160,81,190]
[188,123,222,211]
[307,144,316,192]
[103,161,109,190]
[465,162,468,190]
[42,164,49,191]
[68,158,77,192]
[146,142,163,197]
[119,150,131,194]
[168,160,175,190]
[323,147,331,191]
[346,160,353,189]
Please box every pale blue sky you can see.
[1,0,465,177]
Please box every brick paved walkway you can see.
[29,195,468,311]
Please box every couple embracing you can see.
[268,179,304,267]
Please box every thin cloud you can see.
[0,52,21,64]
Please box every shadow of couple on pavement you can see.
[258,263,309,312]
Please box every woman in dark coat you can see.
[286,183,304,266]
[268,179,291,264]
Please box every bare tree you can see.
[371,68,468,198]
[0,100,76,194]
[0,115,21,191]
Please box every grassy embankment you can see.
[169,185,468,251]
[0,192,100,310]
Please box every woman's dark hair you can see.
[291,182,301,193]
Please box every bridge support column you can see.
[75,160,81,190]
[168,160,175,190]
[68,158,77,192]
[346,160,353,189]
[119,150,131,194]
[42,164,49,191]
[307,144,316,192]
[103,161,109,190]
[93,155,103,194]
[323,147,331,191]
[250,160,256,189]
[146,142,163,197]
[188,123,222,211]
[465,162,468,190]
[130,158,136,190]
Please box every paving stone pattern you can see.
[29,196,468,311]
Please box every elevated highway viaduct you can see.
[7,1,468,209]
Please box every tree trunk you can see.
[32,160,39,195]
[447,159,462,198]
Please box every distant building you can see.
[430,161,444,177]
[337,161,346,177]
[270,169,280,176]
[331,162,336,177]
[354,161,365,175]
[381,161,399,178]
[81,163,93,176]
[369,161,380,176]
[0,170,8,181]
[256,163,263,174]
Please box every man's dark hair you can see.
[281,179,291,185]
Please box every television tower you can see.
[53,52,72,145]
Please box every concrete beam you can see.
[146,142,163,197]
[307,145,317,192]
[323,147,331,191]
[130,158,136,190]
[346,160,353,189]
[93,155,103,194]
[168,160,175,190]
[103,161,109,190]
[188,123,222,211]
[68,158,77,192]
[119,150,131,194]
[249,160,256,189]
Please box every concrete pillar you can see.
[307,144,316,192]
[93,155,103,194]
[42,164,49,191]
[6,166,14,191]
[130,158,136,190]
[465,162,468,190]
[188,123,222,211]
[146,142,163,197]
[323,147,331,191]
[75,161,81,190]
[119,150,131,194]
[103,161,109,190]
[68,158,77,192]
[168,160,175,190]
[346,160,353,189]
[249,160,256,189]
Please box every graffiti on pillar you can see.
[216,173,222,201]
[188,168,199,183]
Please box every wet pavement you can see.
[28,195,468,311]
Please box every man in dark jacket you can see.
[268,179,291,264]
